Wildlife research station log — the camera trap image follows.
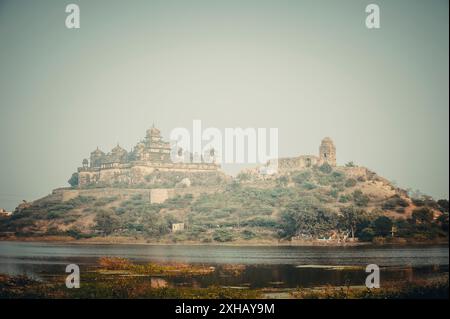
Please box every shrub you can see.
[411,208,434,224]
[372,216,393,237]
[329,189,339,199]
[382,196,409,210]
[241,229,256,240]
[115,207,126,215]
[359,227,376,241]
[212,229,234,242]
[319,163,333,174]
[47,211,63,219]
[276,176,289,187]
[339,195,351,203]
[292,171,312,185]
[68,173,78,187]
[95,210,120,235]
[352,190,369,207]
[242,217,278,228]
[302,182,317,190]
[437,199,449,213]
[345,178,357,188]
[345,161,356,167]
[437,213,449,232]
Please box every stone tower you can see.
[319,137,336,166]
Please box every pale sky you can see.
[0,0,448,210]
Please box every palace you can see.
[76,126,220,187]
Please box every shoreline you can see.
[1,236,448,247]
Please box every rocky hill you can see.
[0,164,448,244]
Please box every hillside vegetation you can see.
[0,165,448,244]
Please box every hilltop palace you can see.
[76,126,336,187]
[77,126,220,187]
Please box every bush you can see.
[437,199,449,213]
[345,161,356,167]
[242,217,277,228]
[94,196,119,207]
[66,229,94,239]
[241,229,256,240]
[372,216,393,237]
[382,196,409,210]
[359,227,376,241]
[302,182,317,190]
[412,208,434,224]
[276,176,289,187]
[115,207,126,215]
[68,173,78,187]
[345,178,357,188]
[319,163,333,174]
[292,171,312,185]
[339,195,351,203]
[212,229,234,242]
[329,189,339,199]
[47,211,63,219]
[95,210,120,235]
[353,190,369,207]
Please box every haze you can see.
[0,0,448,210]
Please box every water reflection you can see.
[0,242,448,288]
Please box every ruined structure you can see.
[261,137,337,174]
[76,126,220,187]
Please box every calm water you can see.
[0,241,448,288]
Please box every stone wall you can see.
[77,162,220,188]
[56,188,152,202]
[270,155,321,173]
[54,185,221,204]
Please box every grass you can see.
[0,258,448,299]
[290,278,449,299]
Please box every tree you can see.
[437,213,449,232]
[372,216,393,237]
[437,199,449,213]
[359,227,376,241]
[339,206,365,239]
[278,202,338,239]
[95,210,120,236]
[68,173,78,187]
[411,208,434,224]
[345,161,356,167]
[278,210,299,238]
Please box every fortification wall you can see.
[78,162,220,187]
[276,155,320,173]
[58,188,152,202]
[55,185,223,204]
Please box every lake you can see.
[0,241,448,289]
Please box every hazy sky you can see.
[0,0,448,210]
